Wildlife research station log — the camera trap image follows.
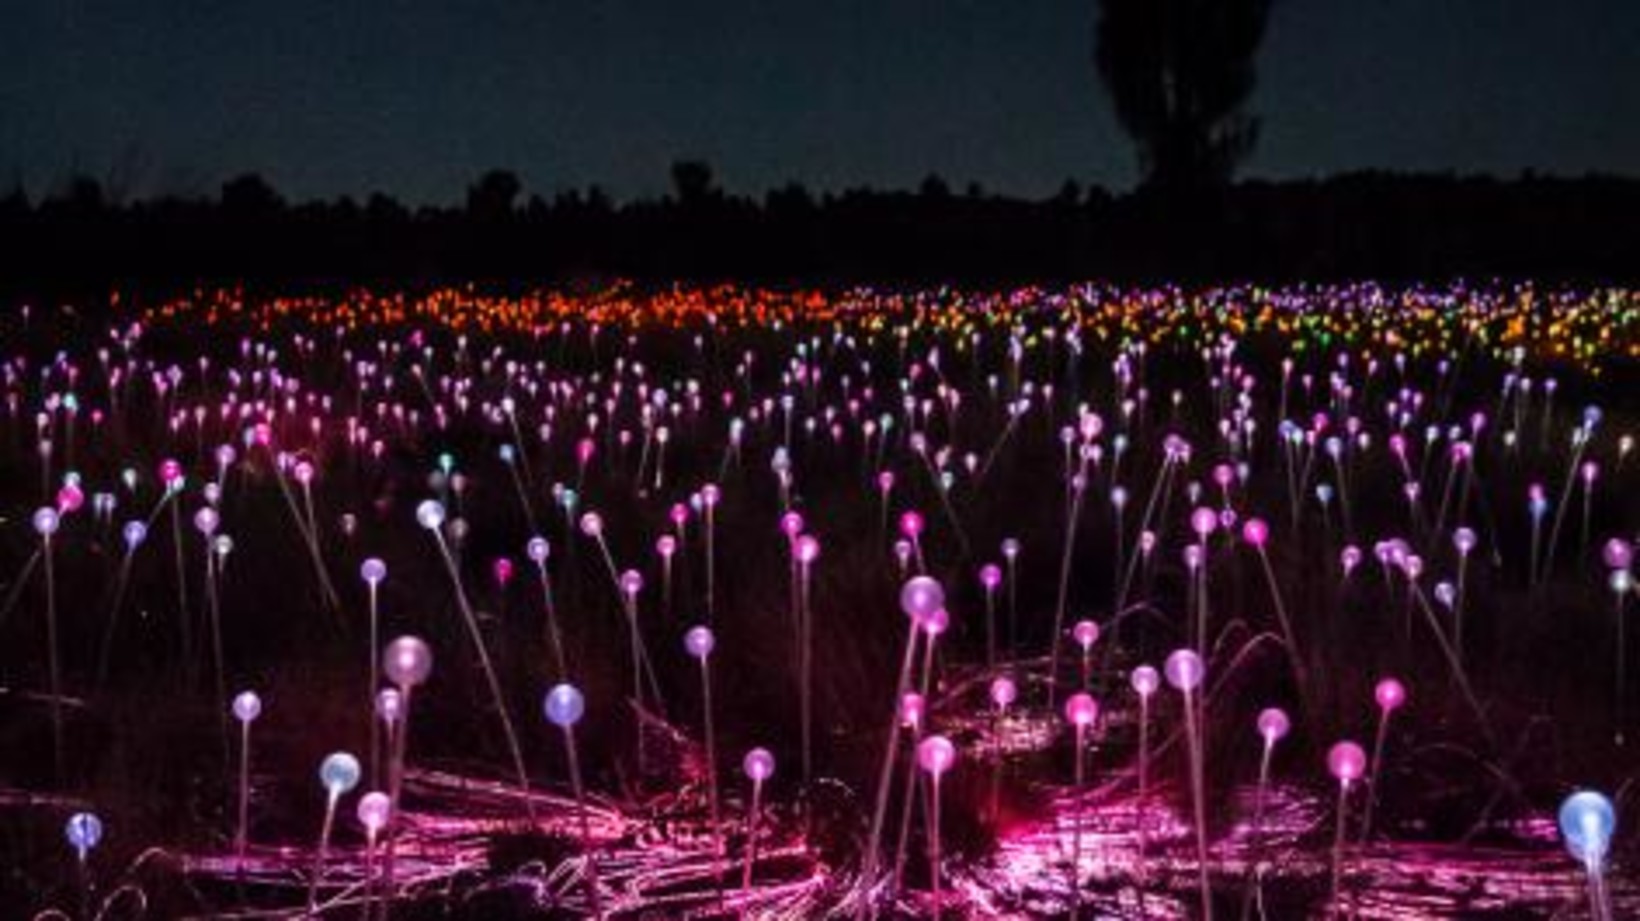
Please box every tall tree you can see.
[1095,0,1273,195]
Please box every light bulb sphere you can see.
[779,511,805,538]
[917,735,957,776]
[544,683,585,728]
[122,520,148,549]
[979,563,1003,589]
[1131,664,1160,698]
[656,534,677,558]
[65,812,103,855]
[1374,677,1408,712]
[1190,506,1218,538]
[1072,619,1100,650]
[375,688,403,724]
[579,511,604,537]
[898,510,925,539]
[356,791,392,834]
[1612,569,1635,595]
[320,752,362,795]
[1164,649,1205,693]
[619,569,644,596]
[1064,692,1099,728]
[900,691,927,727]
[684,625,715,660]
[1001,538,1021,560]
[1559,790,1617,865]
[231,690,262,723]
[1257,707,1291,745]
[527,536,551,564]
[743,747,776,782]
[360,557,387,585]
[1242,517,1270,547]
[382,636,433,688]
[415,499,446,531]
[1603,538,1634,572]
[1328,741,1367,784]
[32,506,59,537]
[795,534,821,564]
[989,676,1018,709]
[899,575,945,621]
[919,606,950,636]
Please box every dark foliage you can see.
[4,167,1640,298]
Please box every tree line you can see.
[3,163,1639,297]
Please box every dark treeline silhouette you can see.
[3,164,1640,297]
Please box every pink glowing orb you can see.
[356,791,392,834]
[492,558,514,586]
[1328,741,1367,784]
[700,483,721,507]
[795,534,821,564]
[361,557,387,585]
[1164,649,1204,692]
[656,534,677,558]
[1190,506,1218,538]
[979,563,1003,589]
[1131,665,1160,698]
[1257,707,1290,745]
[779,511,805,539]
[159,458,183,485]
[743,747,776,783]
[684,625,715,659]
[1340,545,1362,574]
[1374,677,1407,712]
[578,511,603,537]
[1603,538,1633,571]
[917,734,956,776]
[1183,544,1204,571]
[669,503,690,527]
[382,636,433,688]
[375,688,403,724]
[1064,692,1099,728]
[526,537,551,565]
[1001,538,1021,561]
[900,692,927,728]
[1242,517,1269,547]
[899,510,925,539]
[919,607,950,637]
[989,676,1018,709]
[619,569,644,597]
[877,470,895,493]
[231,690,262,723]
[1072,619,1100,650]
[899,576,945,621]
[56,484,83,514]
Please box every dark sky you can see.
[3,0,1636,204]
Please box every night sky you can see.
[2,0,1636,204]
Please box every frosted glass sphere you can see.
[1257,707,1290,744]
[231,690,262,723]
[743,747,776,782]
[916,735,956,775]
[382,636,432,688]
[1164,649,1204,692]
[1559,790,1616,865]
[320,752,361,795]
[544,683,585,728]
[684,625,715,660]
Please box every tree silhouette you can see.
[466,169,523,220]
[1095,0,1274,195]
[670,160,719,207]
